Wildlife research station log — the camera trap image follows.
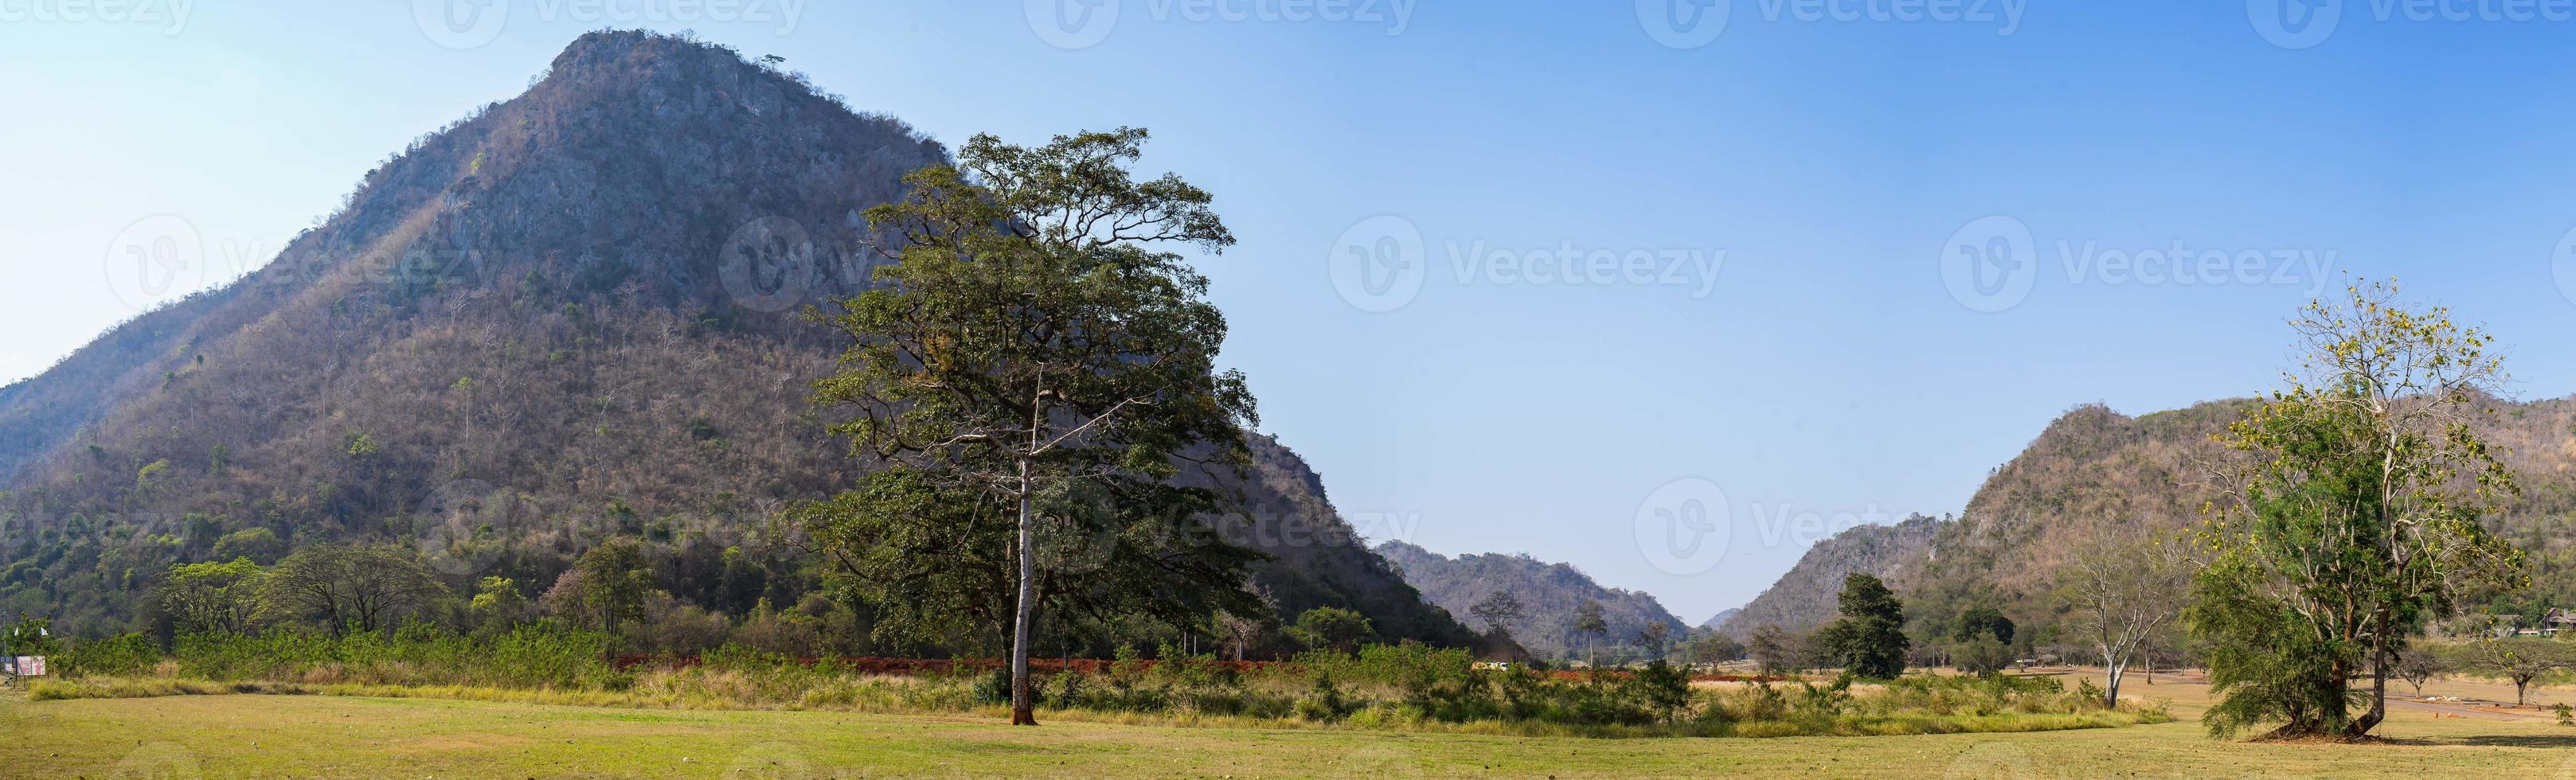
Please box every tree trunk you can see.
[2104,659,2124,707]
[2351,639,2388,737]
[1010,459,1038,727]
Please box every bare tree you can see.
[2060,529,2188,706]
[260,544,448,635]
[1467,591,1527,638]
[1214,610,1262,662]
[2390,646,2449,696]
[2461,638,2574,706]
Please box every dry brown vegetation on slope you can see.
[1733,397,2576,638]
[0,29,1471,651]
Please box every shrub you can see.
[58,633,160,677]
[1295,673,1352,722]
[170,622,616,689]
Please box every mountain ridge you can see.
[1374,540,1687,661]
[0,29,1473,649]
[1726,396,2576,639]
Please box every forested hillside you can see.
[1374,540,1687,661]
[0,29,1470,652]
[1718,514,1943,636]
[1727,397,2576,641]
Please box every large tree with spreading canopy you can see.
[800,127,1265,725]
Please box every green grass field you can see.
[7,670,2576,778]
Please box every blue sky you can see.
[6,2,2576,622]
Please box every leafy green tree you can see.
[1821,573,1909,679]
[154,557,267,634]
[1288,607,1374,654]
[1626,659,1693,723]
[1688,631,1745,667]
[3,616,60,657]
[467,575,529,634]
[1953,606,2015,646]
[1951,634,2012,677]
[572,540,654,638]
[795,470,1012,653]
[134,458,174,500]
[258,544,448,635]
[806,127,1264,726]
[2190,279,2525,739]
[211,528,286,565]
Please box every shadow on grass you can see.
[2373,733,2576,748]
[2448,734,2576,749]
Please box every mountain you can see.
[0,29,1472,649]
[1889,400,2250,632]
[1728,397,2576,639]
[1699,607,1740,633]
[1718,514,1944,636]
[1374,540,1687,661]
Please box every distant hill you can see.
[1374,540,1687,661]
[1699,608,1741,633]
[0,29,1473,649]
[1889,401,2250,634]
[1729,398,2576,639]
[1718,514,1944,636]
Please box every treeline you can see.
[39,539,1397,665]
[20,621,2150,739]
